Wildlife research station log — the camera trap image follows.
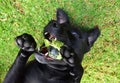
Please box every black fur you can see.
[3,9,100,83]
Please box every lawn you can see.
[0,0,120,83]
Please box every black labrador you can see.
[3,9,100,83]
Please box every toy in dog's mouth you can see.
[37,32,64,60]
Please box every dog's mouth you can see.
[36,32,63,60]
[44,32,57,42]
[38,45,54,60]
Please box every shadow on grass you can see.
[62,9,98,32]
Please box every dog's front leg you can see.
[3,33,36,83]
[71,64,84,83]
[60,45,84,83]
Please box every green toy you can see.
[44,39,64,60]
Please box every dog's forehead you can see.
[44,21,67,36]
[44,20,58,29]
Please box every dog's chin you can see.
[34,52,66,65]
[34,52,68,70]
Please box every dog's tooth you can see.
[37,48,40,51]
[54,38,57,41]
[45,52,48,56]
[49,35,52,40]
[45,32,48,35]
[49,37,51,40]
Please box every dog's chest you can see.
[24,70,73,83]
[24,62,73,83]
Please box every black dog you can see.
[3,9,100,83]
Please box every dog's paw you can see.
[15,33,37,52]
[60,45,76,67]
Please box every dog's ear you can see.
[87,26,100,47]
[56,9,69,24]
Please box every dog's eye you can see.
[53,22,58,28]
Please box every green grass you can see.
[0,0,120,83]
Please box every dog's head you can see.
[35,9,100,66]
[44,9,70,44]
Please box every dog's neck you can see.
[47,64,69,71]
